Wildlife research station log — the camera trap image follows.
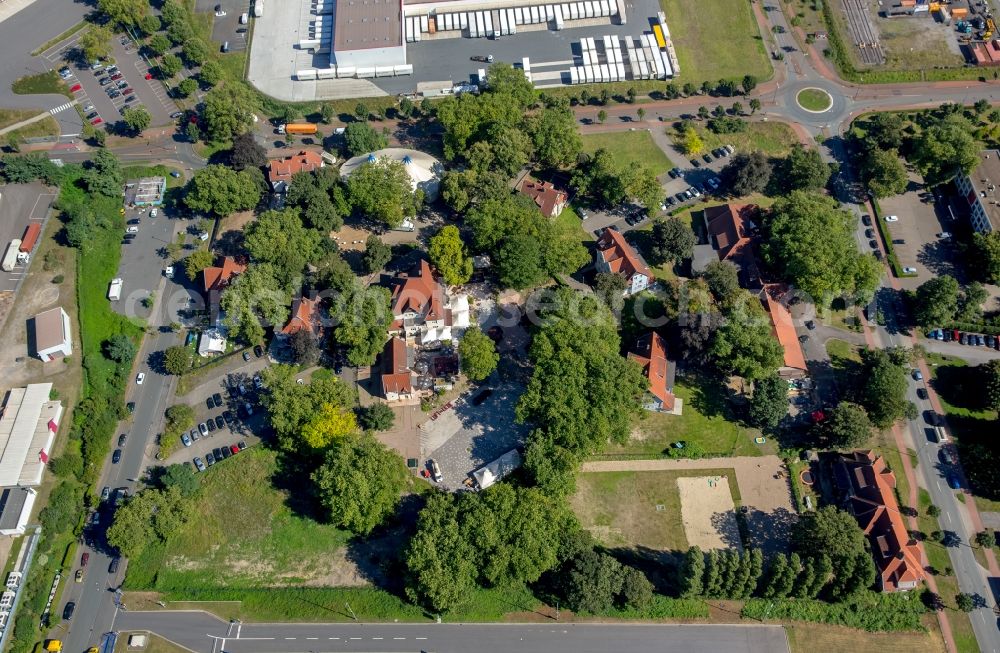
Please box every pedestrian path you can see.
[0,102,75,137]
[48,101,75,115]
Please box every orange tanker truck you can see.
[277,123,318,135]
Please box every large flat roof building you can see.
[32,307,72,363]
[333,0,405,66]
[0,384,62,487]
[955,149,1000,233]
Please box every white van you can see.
[240,12,248,23]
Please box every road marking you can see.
[306,637,318,640]
[49,101,76,115]
[372,637,383,640]
[349,637,362,640]
[328,637,339,640]
[416,637,428,640]
[392,637,406,640]
[284,637,296,640]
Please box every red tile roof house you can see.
[594,228,652,296]
[699,203,761,290]
[761,284,808,379]
[628,332,682,415]
[390,260,448,339]
[833,451,926,592]
[267,150,324,193]
[278,295,324,341]
[517,178,568,218]
[380,336,414,402]
[202,256,247,294]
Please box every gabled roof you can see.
[381,337,412,396]
[281,295,322,337]
[705,203,760,288]
[202,256,247,293]
[761,284,808,374]
[518,179,567,217]
[597,228,651,282]
[267,150,324,186]
[837,451,925,592]
[390,259,444,321]
[628,332,676,411]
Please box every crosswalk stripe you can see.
[49,102,75,115]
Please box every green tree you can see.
[984,360,1000,411]
[164,403,194,442]
[220,264,290,344]
[650,217,696,265]
[104,333,136,364]
[678,546,705,597]
[911,115,980,185]
[912,275,959,328]
[199,60,223,87]
[313,435,408,535]
[560,549,625,614]
[184,249,215,282]
[679,126,704,155]
[702,260,741,305]
[202,83,259,141]
[529,105,581,168]
[956,592,975,612]
[106,491,158,558]
[182,39,209,66]
[176,78,198,98]
[185,165,260,216]
[159,53,183,78]
[820,401,873,448]
[782,144,830,191]
[163,345,193,375]
[497,232,546,290]
[722,151,772,196]
[83,148,124,197]
[362,234,392,274]
[330,282,393,366]
[748,374,788,428]
[122,106,152,134]
[710,295,784,380]
[749,98,761,114]
[405,493,478,612]
[344,121,388,157]
[147,33,171,56]
[597,109,607,124]
[973,231,1000,284]
[864,112,905,150]
[620,567,654,608]
[230,131,267,170]
[863,148,908,199]
[99,0,148,26]
[458,327,499,382]
[159,462,200,496]
[80,24,113,61]
[957,281,987,323]
[166,19,192,45]
[139,14,161,34]
[765,191,880,303]
[260,365,355,446]
[594,272,627,314]
[741,74,758,94]
[858,347,911,429]
[244,208,323,287]
[358,403,395,431]
[428,226,472,286]
[346,158,421,228]
[792,505,874,599]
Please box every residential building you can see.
[280,295,323,340]
[390,260,447,338]
[267,150,324,193]
[695,203,760,289]
[31,307,72,362]
[833,451,925,592]
[628,332,682,415]
[955,149,1000,233]
[0,383,62,487]
[761,284,808,379]
[202,256,247,293]
[517,178,568,218]
[594,228,652,295]
[124,177,166,206]
[380,337,414,402]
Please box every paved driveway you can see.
[0,183,56,293]
[879,177,959,290]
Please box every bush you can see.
[51,274,64,284]
[742,591,926,631]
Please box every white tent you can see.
[472,449,522,489]
[339,148,444,201]
[420,326,452,345]
[198,329,227,357]
[449,294,470,329]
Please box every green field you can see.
[796,88,832,112]
[660,0,771,84]
[606,378,768,458]
[581,130,671,177]
[673,122,800,158]
[571,468,739,554]
[11,71,71,97]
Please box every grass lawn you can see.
[826,338,861,367]
[785,620,944,653]
[676,122,801,158]
[194,140,230,159]
[795,88,832,112]
[581,130,671,177]
[571,468,739,554]
[551,205,594,242]
[0,108,46,130]
[11,70,71,97]
[607,377,768,458]
[659,0,771,84]
[7,116,60,140]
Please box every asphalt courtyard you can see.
[112,611,791,653]
[0,183,55,293]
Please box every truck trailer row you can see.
[407,0,616,40]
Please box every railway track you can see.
[840,0,886,65]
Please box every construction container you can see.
[336,66,356,78]
[296,69,318,80]
[316,68,336,79]
[570,67,580,84]
[952,6,968,17]
[20,224,40,254]
[484,10,493,33]
[459,13,469,28]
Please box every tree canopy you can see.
[346,158,421,228]
[857,347,912,429]
[185,165,261,216]
[820,402,873,448]
[458,327,499,382]
[260,365,356,448]
[721,151,772,196]
[650,217,696,265]
[748,374,788,429]
[244,208,325,288]
[764,191,880,303]
[792,505,875,599]
[330,282,393,366]
[912,275,960,328]
[911,115,980,186]
[710,294,784,380]
[862,148,908,199]
[428,226,473,286]
[202,83,259,141]
[220,264,290,344]
[781,144,830,192]
[344,122,388,157]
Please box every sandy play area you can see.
[676,475,742,552]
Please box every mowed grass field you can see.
[571,468,739,554]
[784,620,945,653]
[672,122,801,158]
[581,131,672,177]
[660,0,771,83]
[605,378,769,458]
[129,447,353,591]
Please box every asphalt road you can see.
[112,611,791,653]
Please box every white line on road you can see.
[372,637,383,640]
[416,637,428,640]
[392,637,406,640]
[328,637,338,640]
[306,637,318,640]
[349,637,362,640]
[284,637,296,640]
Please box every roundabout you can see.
[796,87,834,113]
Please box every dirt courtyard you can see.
[581,455,796,554]
[677,475,741,552]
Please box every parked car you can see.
[116,80,128,89]
[112,449,122,464]
[150,208,158,218]
[688,186,702,198]
[902,266,917,274]
[937,232,952,239]
[977,334,986,346]
[221,446,232,459]
[109,558,120,574]
[429,459,443,482]
[206,418,216,433]
[212,447,223,460]
[243,351,251,361]
[947,474,961,489]
[64,602,76,621]
[215,415,225,430]
[122,87,134,95]
[884,215,899,222]
[90,117,103,126]
[213,392,223,406]
[702,153,713,163]
[244,402,254,416]
[110,72,123,81]
[690,158,701,168]
[253,375,263,390]
[206,452,215,466]
[118,433,127,447]
[81,552,89,566]
[238,441,247,451]
[706,177,720,190]
[667,168,680,178]
[126,401,135,414]
[199,422,209,436]
[861,214,871,226]
[99,77,112,86]
[207,396,216,409]
[917,388,927,400]
[223,410,235,425]
[960,333,968,345]
[101,486,111,501]
[193,457,206,472]
[75,569,83,583]
[190,427,199,442]
[230,444,240,455]
[254,344,264,358]
[181,432,192,447]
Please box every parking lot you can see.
[40,30,178,131]
[197,0,251,52]
[879,173,959,290]
[0,183,56,293]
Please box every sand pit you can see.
[332,225,373,251]
[677,475,742,551]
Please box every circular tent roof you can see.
[340,147,444,200]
